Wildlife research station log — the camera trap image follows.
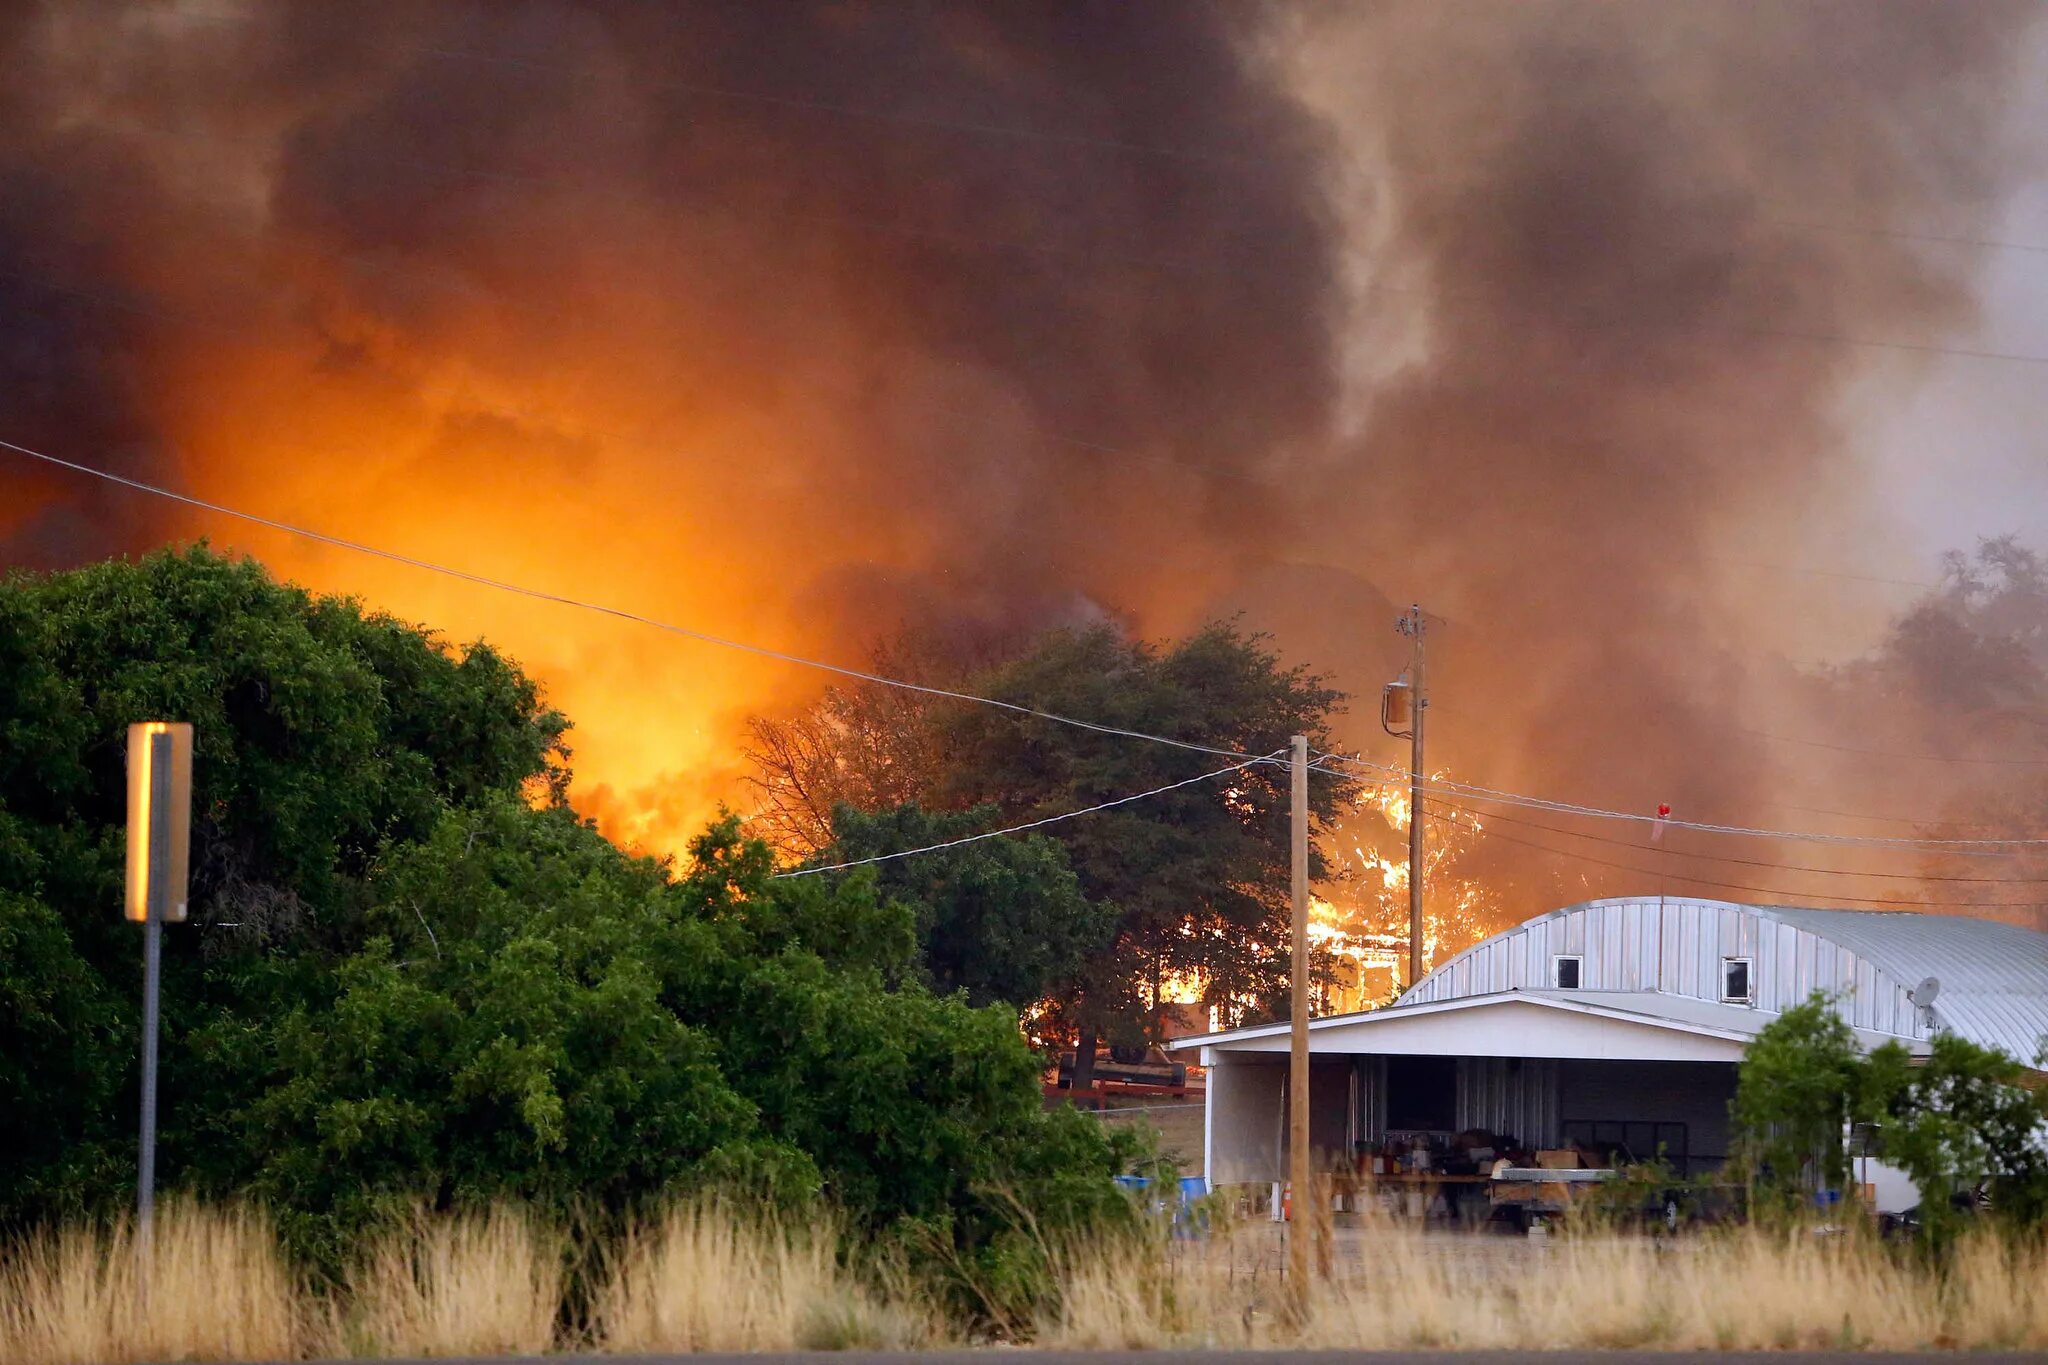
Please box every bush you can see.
[1733,992,2048,1244]
[0,549,1136,1287]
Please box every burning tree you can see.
[746,621,1356,1088]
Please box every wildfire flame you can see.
[1312,772,1499,1013]
[1127,771,1502,1032]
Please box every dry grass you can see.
[5,1197,2048,1359]
[1941,1231,2048,1349]
[592,1199,933,1353]
[0,1203,314,1365]
[344,1204,563,1358]
[1037,1209,2048,1352]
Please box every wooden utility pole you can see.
[1397,606,1428,989]
[1288,733,1311,1296]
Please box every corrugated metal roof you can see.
[1180,899,2048,1061]
[1758,907,2048,1064]
[1555,989,1774,1036]
[1537,988,1920,1053]
[1166,987,1773,1051]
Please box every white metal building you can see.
[1172,897,2048,1193]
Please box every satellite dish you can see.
[1909,976,1941,1008]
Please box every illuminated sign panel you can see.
[124,722,193,923]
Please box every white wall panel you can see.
[1399,897,1937,1048]
[1207,1055,1284,1183]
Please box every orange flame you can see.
[1313,771,1498,1012]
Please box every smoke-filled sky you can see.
[3,0,2045,914]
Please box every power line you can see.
[1756,798,2003,831]
[1311,751,2048,850]
[1425,795,2048,885]
[1427,274,2048,370]
[775,753,1282,878]
[1346,755,2038,861]
[1735,725,2048,767]
[9,444,2035,877]
[1336,752,2048,848]
[1420,801,2044,912]
[0,435,1274,764]
[1765,218,2048,260]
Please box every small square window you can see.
[1723,957,1753,1004]
[1553,955,1583,990]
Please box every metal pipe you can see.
[137,729,172,1283]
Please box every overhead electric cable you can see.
[1734,726,2048,767]
[1757,799,2002,832]
[1310,751,2048,850]
[1765,218,2048,259]
[775,753,1283,878]
[1333,756,2026,862]
[0,436,1269,763]
[1419,800,2045,911]
[1427,277,2048,370]
[1424,795,2048,884]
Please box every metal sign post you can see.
[126,722,192,1272]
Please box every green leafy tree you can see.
[748,621,1353,1087]
[934,623,1353,1086]
[228,799,804,1263]
[0,888,130,1215]
[821,803,1116,1007]
[1,547,1136,1293]
[0,546,564,1222]
[1732,993,1870,1202]
[227,799,1132,1264]
[1735,993,2048,1242]
[1862,1033,2048,1246]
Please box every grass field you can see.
[1086,1097,1205,1176]
[4,1199,2047,1361]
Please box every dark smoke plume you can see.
[0,1,2042,899]
[0,0,1346,845]
[1277,1,2044,908]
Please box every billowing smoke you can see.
[0,0,2041,902]
[0,0,1344,846]
[1272,0,2044,913]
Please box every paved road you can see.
[328,1354,2048,1365]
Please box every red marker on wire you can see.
[1652,802,1672,845]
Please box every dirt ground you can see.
[1222,1218,1564,1278]
[1083,1097,1206,1175]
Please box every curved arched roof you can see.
[1398,897,2048,1061]
[1761,907,2048,1066]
